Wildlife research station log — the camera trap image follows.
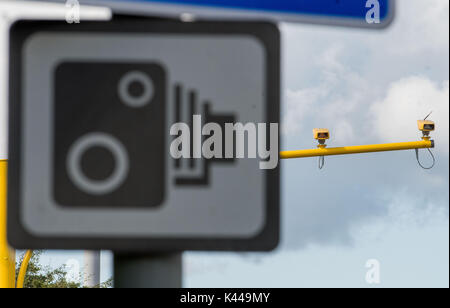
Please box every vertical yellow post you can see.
[0,160,15,288]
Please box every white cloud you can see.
[282,68,449,250]
[370,76,449,154]
[281,0,449,149]
[333,120,355,143]
[280,0,449,253]
[379,0,449,55]
[282,45,370,145]
[186,205,449,287]
[282,88,318,136]
[385,190,449,227]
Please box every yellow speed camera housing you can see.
[417,120,435,133]
[313,128,330,141]
[313,128,330,147]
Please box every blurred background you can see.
[0,0,448,287]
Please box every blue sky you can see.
[1,0,448,287]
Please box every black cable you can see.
[318,156,325,170]
[415,148,435,170]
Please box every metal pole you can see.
[0,160,15,288]
[84,250,101,288]
[114,253,182,288]
[280,139,434,160]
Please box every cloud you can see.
[370,76,449,155]
[379,0,449,55]
[280,0,449,250]
[282,88,319,136]
[282,69,449,249]
[282,45,371,145]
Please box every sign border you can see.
[7,18,280,252]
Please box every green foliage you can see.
[99,278,113,288]
[15,251,112,288]
[15,250,82,288]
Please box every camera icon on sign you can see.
[53,62,166,208]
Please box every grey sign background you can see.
[8,19,280,251]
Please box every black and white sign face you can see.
[54,62,167,207]
[8,19,280,251]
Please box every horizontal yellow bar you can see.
[280,140,434,160]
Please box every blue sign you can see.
[37,0,395,28]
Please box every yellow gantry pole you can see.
[0,160,15,288]
[280,139,434,160]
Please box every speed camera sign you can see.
[7,19,280,251]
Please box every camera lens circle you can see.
[118,71,154,107]
[67,133,129,195]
